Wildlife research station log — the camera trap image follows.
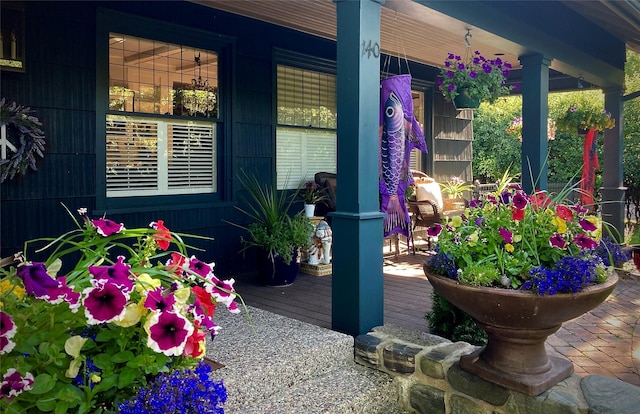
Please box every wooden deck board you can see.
[232,251,434,333]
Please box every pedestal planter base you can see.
[424,266,618,395]
[460,346,573,396]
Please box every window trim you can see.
[96,8,234,212]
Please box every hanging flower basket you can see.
[452,88,480,110]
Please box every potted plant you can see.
[231,171,314,286]
[424,182,624,395]
[437,51,514,109]
[505,116,557,142]
[299,180,327,218]
[555,104,615,134]
[0,206,237,412]
[439,176,473,211]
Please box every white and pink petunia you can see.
[0,369,34,398]
[146,311,194,356]
[82,280,129,325]
[0,311,17,355]
[91,218,125,237]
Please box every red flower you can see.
[150,220,171,251]
[511,206,524,221]
[531,190,551,209]
[556,205,573,221]
[193,286,216,318]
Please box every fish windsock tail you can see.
[383,194,409,237]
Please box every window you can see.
[107,34,218,197]
[276,65,337,189]
[410,90,425,172]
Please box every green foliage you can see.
[425,291,487,346]
[231,170,314,265]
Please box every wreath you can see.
[0,98,46,183]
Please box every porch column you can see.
[518,53,551,192]
[331,0,385,335]
[601,86,625,242]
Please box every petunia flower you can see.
[192,286,216,318]
[113,301,146,328]
[89,256,133,293]
[144,287,176,312]
[0,369,34,398]
[469,199,483,208]
[549,233,567,249]
[45,276,81,311]
[579,218,597,232]
[166,253,188,278]
[1,369,34,396]
[0,311,17,355]
[552,216,567,233]
[16,262,59,298]
[150,220,171,251]
[498,227,513,243]
[91,218,125,237]
[499,191,511,205]
[183,322,207,358]
[531,190,551,209]
[188,256,214,280]
[512,192,528,210]
[146,311,194,356]
[573,233,598,250]
[511,206,524,221]
[82,280,129,324]
[208,278,238,311]
[505,243,515,252]
[427,223,443,237]
[556,205,574,221]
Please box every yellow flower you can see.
[174,286,191,304]
[468,231,479,246]
[90,374,102,383]
[65,336,88,359]
[513,234,522,243]
[450,215,463,228]
[505,243,515,252]
[114,301,146,327]
[552,216,567,233]
[135,273,161,293]
[0,280,25,300]
[586,216,602,241]
[66,358,83,379]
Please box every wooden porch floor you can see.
[231,245,433,333]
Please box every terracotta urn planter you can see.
[423,265,618,395]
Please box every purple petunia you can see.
[498,227,513,243]
[579,219,597,232]
[45,276,81,310]
[91,218,125,237]
[474,217,484,227]
[144,287,176,312]
[499,191,511,205]
[573,234,598,250]
[0,369,34,398]
[427,223,443,237]
[512,193,528,210]
[188,256,214,280]
[82,280,128,324]
[0,311,17,355]
[89,256,133,293]
[16,262,59,298]
[469,199,483,208]
[549,233,567,249]
[147,311,194,356]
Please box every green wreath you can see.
[0,98,46,183]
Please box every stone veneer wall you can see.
[354,326,639,414]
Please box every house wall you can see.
[0,1,462,276]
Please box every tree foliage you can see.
[473,50,640,192]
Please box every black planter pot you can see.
[256,248,300,287]
[453,87,480,110]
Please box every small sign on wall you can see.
[1,2,25,72]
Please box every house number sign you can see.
[361,40,380,59]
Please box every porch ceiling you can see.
[192,0,640,76]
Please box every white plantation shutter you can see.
[168,123,215,191]
[106,115,215,197]
[276,127,336,190]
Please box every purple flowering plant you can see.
[0,206,240,413]
[299,180,327,205]
[426,183,625,295]
[437,51,514,104]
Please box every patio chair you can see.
[408,171,443,253]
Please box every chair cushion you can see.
[416,182,443,210]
